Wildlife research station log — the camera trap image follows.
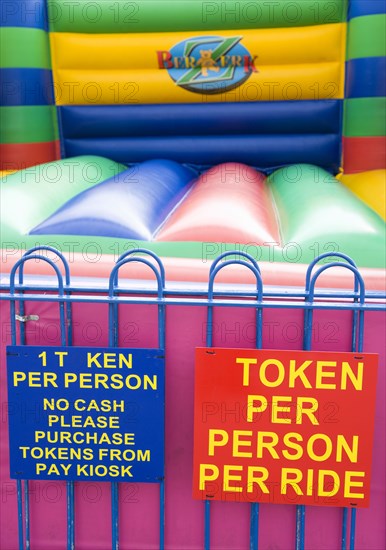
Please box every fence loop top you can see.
[308,262,365,304]
[208,259,263,302]
[115,249,165,289]
[109,257,164,300]
[21,246,71,286]
[10,255,65,296]
[209,250,261,276]
[305,252,358,293]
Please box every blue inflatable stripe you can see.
[59,101,341,139]
[349,0,386,19]
[0,68,54,106]
[63,134,342,174]
[0,0,47,28]
[30,160,197,240]
[346,57,386,98]
[59,101,342,172]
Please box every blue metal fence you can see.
[1,247,384,550]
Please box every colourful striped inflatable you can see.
[343,1,386,173]
[0,0,59,169]
[0,3,385,549]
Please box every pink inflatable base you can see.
[1,300,385,549]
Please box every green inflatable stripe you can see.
[0,28,51,69]
[48,0,347,33]
[267,165,385,268]
[0,156,127,236]
[347,14,386,59]
[344,98,386,137]
[0,106,59,144]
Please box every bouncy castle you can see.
[0,1,385,549]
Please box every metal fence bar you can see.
[10,281,25,550]
[3,281,383,302]
[19,248,75,550]
[349,508,357,550]
[111,481,119,550]
[114,249,166,289]
[348,286,365,550]
[9,254,70,550]
[19,246,73,345]
[24,480,30,550]
[108,259,124,550]
[159,477,165,550]
[67,481,75,550]
[204,500,211,550]
[108,253,166,550]
[16,480,24,550]
[209,251,261,276]
[306,260,365,550]
[249,503,259,550]
[206,255,263,550]
[295,505,306,550]
[13,272,31,550]
[297,254,363,550]
[1,291,384,311]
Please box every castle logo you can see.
[157,36,257,94]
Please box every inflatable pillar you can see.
[0,0,60,170]
[343,0,386,172]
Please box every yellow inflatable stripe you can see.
[50,24,345,69]
[50,23,346,104]
[54,64,343,104]
[0,170,18,178]
[338,170,386,220]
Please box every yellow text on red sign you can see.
[193,348,378,507]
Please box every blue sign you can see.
[158,35,257,94]
[7,346,165,482]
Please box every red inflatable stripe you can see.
[155,163,280,244]
[343,136,386,173]
[0,141,60,170]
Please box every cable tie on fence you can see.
[15,314,39,322]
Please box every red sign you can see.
[193,348,378,507]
